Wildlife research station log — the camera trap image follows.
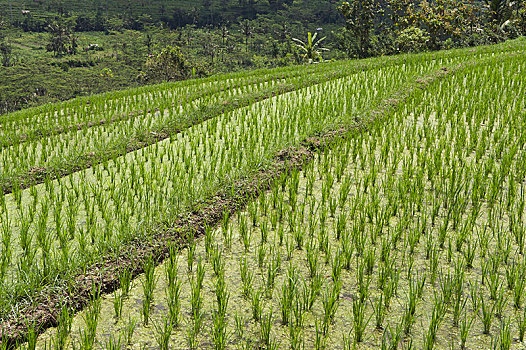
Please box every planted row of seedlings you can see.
[0,61,351,181]
[2,38,523,186]
[0,53,450,322]
[0,60,344,140]
[0,76,277,174]
[20,46,526,349]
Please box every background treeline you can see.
[0,0,524,114]
[0,0,340,31]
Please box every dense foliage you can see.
[338,0,525,57]
[0,0,524,113]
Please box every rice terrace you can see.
[1,34,526,349]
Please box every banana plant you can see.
[292,32,329,63]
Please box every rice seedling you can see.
[494,288,508,320]
[210,309,229,350]
[265,246,281,297]
[373,294,386,329]
[259,307,276,349]
[277,222,285,246]
[513,268,525,309]
[357,261,372,303]
[187,232,197,273]
[260,221,269,244]
[364,245,376,275]
[459,313,475,350]
[340,231,355,270]
[428,245,441,285]
[518,306,526,342]
[285,234,294,261]
[470,281,480,311]
[251,287,264,322]
[497,318,512,350]
[257,243,267,270]
[314,317,328,350]
[100,334,123,350]
[422,297,445,350]
[381,322,404,350]
[140,255,158,325]
[123,317,138,346]
[53,303,73,350]
[22,318,38,350]
[186,309,205,350]
[350,294,371,342]
[289,319,304,350]
[112,290,123,321]
[78,285,101,350]
[234,310,246,340]
[342,331,352,350]
[152,314,173,350]
[331,251,344,284]
[240,254,254,299]
[479,292,496,334]
[190,275,204,322]
[240,216,253,253]
[383,268,399,309]
[204,224,215,259]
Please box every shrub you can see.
[395,26,430,53]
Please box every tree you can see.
[203,31,219,63]
[385,0,419,32]
[0,28,14,67]
[268,0,287,10]
[141,45,190,82]
[520,0,526,34]
[292,31,329,63]
[220,24,230,61]
[415,0,478,49]
[0,38,13,67]
[395,26,430,52]
[220,24,230,46]
[145,33,153,54]
[240,19,253,53]
[46,18,77,56]
[339,0,378,58]
[486,0,512,24]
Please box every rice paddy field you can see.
[1,38,526,349]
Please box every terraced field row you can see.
[0,60,352,187]
[0,63,333,142]
[1,38,525,348]
[2,41,524,191]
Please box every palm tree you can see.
[292,32,329,63]
[240,20,252,53]
[220,24,229,61]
